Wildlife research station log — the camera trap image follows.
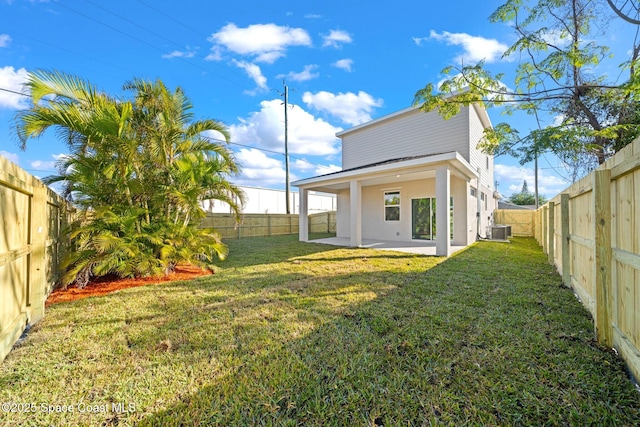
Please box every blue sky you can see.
[0,0,635,199]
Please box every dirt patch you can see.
[45,265,213,306]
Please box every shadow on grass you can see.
[133,238,640,426]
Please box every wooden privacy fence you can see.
[309,211,337,234]
[494,209,536,236]
[201,211,336,239]
[497,138,640,382]
[1,157,69,362]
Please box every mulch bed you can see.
[45,265,213,306]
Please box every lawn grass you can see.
[1,236,638,426]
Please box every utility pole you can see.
[283,81,291,214]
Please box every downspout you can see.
[476,167,482,240]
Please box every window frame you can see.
[383,190,401,222]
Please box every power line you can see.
[0,87,27,97]
[82,0,190,51]
[136,0,209,39]
[0,95,338,176]
[10,30,132,75]
[52,1,248,89]
[3,1,339,179]
[204,135,339,174]
[540,152,571,182]
[81,0,235,86]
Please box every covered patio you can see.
[294,152,480,257]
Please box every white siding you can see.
[467,105,496,238]
[468,106,493,189]
[342,108,470,170]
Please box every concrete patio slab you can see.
[307,237,467,256]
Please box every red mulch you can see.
[45,265,213,306]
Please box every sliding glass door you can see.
[411,197,453,240]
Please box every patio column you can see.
[436,166,451,257]
[298,187,309,242]
[464,180,473,245]
[350,179,362,247]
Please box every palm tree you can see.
[16,70,245,287]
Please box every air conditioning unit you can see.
[491,225,508,240]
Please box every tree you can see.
[413,0,640,174]
[509,180,548,205]
[15,70,245,287]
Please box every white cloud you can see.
[436,72,512,101]
[332,58,353,72]
[229,99,342,156]
[278,65,319,82]
[28,153,67,172]
[30,159,56,170]
[232,59,267,91]
[294,158,341,176]
[302,90,383,126]
[315,163,341,175]
[305,14,322,19]
[205,45,224,61]
[494,163,569,198]
[0,34,11,47]
[0,151,19,164]
[161,48,197,59]
[293,158,315,171]
[0,66,29,109]
[208,23,311,63]
[539,29,570,48]
[415,30,508,64]
[322,29,352,48]
[237,147,282,169]
[233,148,287,187]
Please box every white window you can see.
[384,191,400,221]
[481,192,487,210]
[470,187,477,197]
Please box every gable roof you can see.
[311,153,449,178]
[335,103,492,138]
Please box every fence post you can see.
[560,194,570,287]
[268,215,272,237]
[594,169,613,346]
[542,206,548,253]
[28,180,48,324]
[548,201,555,265]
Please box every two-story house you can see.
[292,104,498,256]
